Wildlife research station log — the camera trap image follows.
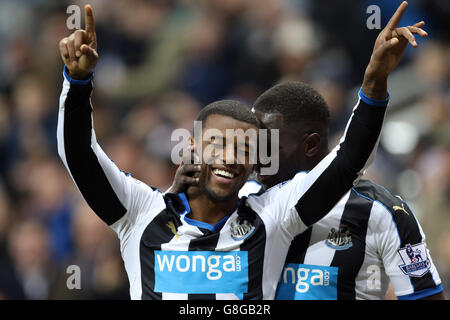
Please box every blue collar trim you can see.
[177,193,191,215]
[183,213,231,233]
[178,193,234,232]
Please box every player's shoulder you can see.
[353,179,410,215]
[239,180,264,198]
[245,172,305,204]
[353,179,421,235]
[256,171,307,196]
[244,175,297,211]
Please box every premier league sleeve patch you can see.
[397,243,431,277]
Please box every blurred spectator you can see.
[48,201,128,299]
[23,157,74,261]
[3,219,53,299]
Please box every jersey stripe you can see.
[237,198,266,300]
[414,214,442,290]
[140,209,182,300]
[187,229,221,300]
[63,83,127,225]
[301,196,347,268]
[330,189,373,299]
[355,181,438,294]
[395,211,437,293]
[285,227,312,264]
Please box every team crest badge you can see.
[230,218,255,241]
[325,227,352,250]
[397,243,431,277]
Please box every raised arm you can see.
[261,2,428,234]
[57,5,160,227]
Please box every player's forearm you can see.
[361,68,388,100]
[57,66,95,171]
[339,91,388,171]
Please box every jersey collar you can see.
[176,193,236,233]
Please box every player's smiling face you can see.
[194,114,257,202]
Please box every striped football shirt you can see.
[57,68,387,299]
[240,180,443,300]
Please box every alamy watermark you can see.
[171,122,280,176]
[66,5,81,30]
[66,265,81,290]
[366,5,381,30]
[66,4,383,32]
[366,264,381,290]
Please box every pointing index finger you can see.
[85,4,95,36]
[386,1,408,30]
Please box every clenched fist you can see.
[59,5,98,80]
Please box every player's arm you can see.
[57,5,161,228]
[267,2,428,235]
[372,198,444,300]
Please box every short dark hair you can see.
[196,99,260,128]
[253,81,330,137]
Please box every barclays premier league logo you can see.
[397,243,431,277]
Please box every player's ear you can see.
[303,133,321,157]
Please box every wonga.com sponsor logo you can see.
[275,264,338,300]
[154,250,248,297]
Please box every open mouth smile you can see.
[211,167,239,184]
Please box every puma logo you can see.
[166,221,180,241]
[393,203,409,215]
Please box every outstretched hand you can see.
[59,5,98,80]
[363,1,428,99]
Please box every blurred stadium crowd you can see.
[0,0,448,299]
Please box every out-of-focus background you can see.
[0,0,448,299]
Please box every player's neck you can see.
[186,188,238,226]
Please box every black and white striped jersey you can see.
[57,69,388,300]
[241,180,443,300]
